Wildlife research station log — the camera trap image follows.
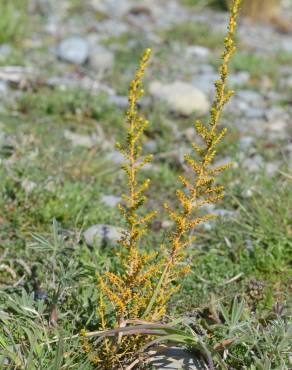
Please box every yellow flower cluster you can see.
[88,0,241,368]
[164,0,241,281]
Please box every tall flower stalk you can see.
[85,1,241,368]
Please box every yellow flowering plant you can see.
[84,0,241,368]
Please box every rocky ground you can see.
[0,0,291,368]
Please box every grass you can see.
[0,0,29,44]
[161,21,226,49]
[1,170,291,368]
[181,0,227,9]
[1,0,291,368]
[1,78,291,367]
[230,52,278,80]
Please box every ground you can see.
[0,0,291,369]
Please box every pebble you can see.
[280,75,292,89]
[84,224,125,248]
[186,45,211,59]
[0,44,12,60]
[229,71,250,87]
[266,162,280,177]
[21,179,37,194]
[239,136,254,151]
[57,36,89,65]
[265,106,288,122]
[192,72,218,94]
[149,81,210,116]
[64,130,95,148]
[106,150,124,164]
[244,107,265,119]
[242,155,264,172]
[267,119,287,132]
[89,45,114,72]
[236,90,262,105]
[148,346,205,370]
[214,209,236,218]
[0,81,8,95]
[91,0,130,17]
[100,195,121,208]
[108,95,128,109]
[145,139,157,152]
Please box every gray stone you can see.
[236,90,262,105]
[0,44,12,60]
[245,107,265,119]
[280,75,292,90]
[239,136,254,151]
[106,150,124,164]
[94,19,129,37]
[267,119,287,132]
[100,195,121,208]
[91,0,130,17]
[229,72,250,87]
[214,209,236,218]
[149,81,210,116]
[266,162,280,177]
[0,80,8,95]
[21,179,37,194]
[57,36,89,65]
[84,224,125,248]
[242,155,264,172]
[186,45,211,59]
[64,130,95,148]
[212,156,233,168]
[145,139,157,152]
[108,95,128,109]
[192,73,218,94]
[149,346,206,370]
[89,45,114,72]
[245,239,253,252]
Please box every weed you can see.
[85,1,242,368]
[161,21,225,49]
[0,0,29,44]
[230,52,277,79]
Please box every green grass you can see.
[1,79,291,368]
[1,79,291,369]
[230,52,278,79]
[0,0,29,44]
[181,0,227,9]
[160,21,226,49]
[1,170,291,368]
[0,2,291,367]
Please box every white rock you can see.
[89,45,114,72]
[267,119,287,132]
[57,37,89,65]
[91,0,130,17]
[21,179,37,194]
[239,136,254,151]
[186,45,211,59]
[148,346,206,370]
[145,139,157,152]
[214,209,236,218]
[266,162,280,177]
[0,44,12,60]
[149,81,210,116]
[84,224,125,248]
[100,195,121,208]
[64,130,95,148]
[106,150,124,164]
[108,95,128,109]
[0,81,8,95]
[242,155,264,172]
[229,71,250,87]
